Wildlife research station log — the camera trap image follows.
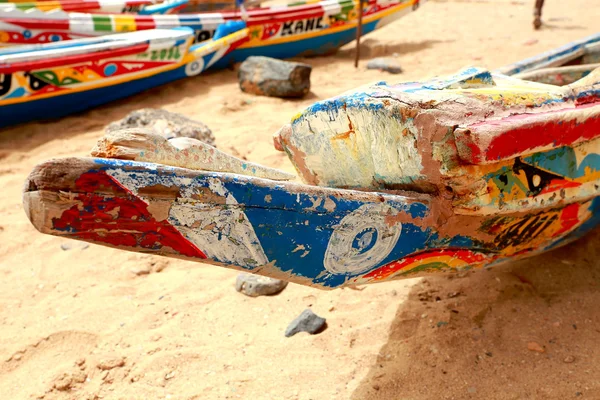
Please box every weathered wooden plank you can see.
[23,157,600,288]
[449,136,600,215]
[454,102,600,165]
[91,129,295,181]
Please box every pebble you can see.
[527,342,545,353]
[366,57,403,74]
[132,260,168,276]
[238,56,312,98]
[235,273,288,297]
[106,108,215,144]
[164,371,176,380]
[285,309,326,337]
[52,373,73,391]
[564,355,575,363]
[97,356,126,371]
[60,242,89,251]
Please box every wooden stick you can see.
[354,0,363,68]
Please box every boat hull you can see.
[23,157,600,289]
[0,28,248,127]
[0,0,421,67]
[213,6,406,68]
[0,64,188,127]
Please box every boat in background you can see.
[0,22,248,127]
[21,34,600,289]
[496,31,600,85]
[0,0,423,68]
[0,0,187,14]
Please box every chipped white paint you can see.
[106,168,194,199]
[169,177,268,267]
[168,203,269,267]
[280,101,423,188]
[92,130,295,181]
[107,166,269,267]
[323,203,402,274]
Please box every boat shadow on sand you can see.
[351,227,600,399]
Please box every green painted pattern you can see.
[92,15,113,32]
[32,71,81,86]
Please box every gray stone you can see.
[285,309,326,337]
[235,273,288,297]
[106,108,215,145]
[238,56,311,98]
[366,57,403,74]
[60,242,89,251]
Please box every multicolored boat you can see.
[0,0,187,14]
[0,23,248,127]
[22,35,600,289]
[0,0,423,67]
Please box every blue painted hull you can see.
[23,157,600,289]
[212,19,380,69]
[0,66,190,128]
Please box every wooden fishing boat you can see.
[496,32,600,84]
[0,0,422,67]
[0,23,248,127]
[0,0,186,14]
[22,36,600,289]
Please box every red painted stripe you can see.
[123,0,153,4]
[0,42,149,73]
[221,0,383,18]
[223,34,250,55]
[456,102,600,164]
[52,170,207,259]
[554,203,581,236]
[133,15,156,28]
[363,248,487,281]
[1,18,71,30]
[246,10,325,26]
[61,2,102,11]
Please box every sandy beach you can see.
[1,1,600,399]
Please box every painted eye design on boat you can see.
[0,73,12,97]
[512,157,565,196]
[25,72,50,92]
[324,203,402,275]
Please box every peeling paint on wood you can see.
[92,129,295,181]
[21,35,600,289]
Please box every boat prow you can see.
[23,66,600,288]
[21,33,600,288]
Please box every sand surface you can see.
[1,1,600,399]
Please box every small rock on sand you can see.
[235,273,288,297]
[527,342,545,353]
[285,309,326,337]
[60,242,89,251]
[106,108,215,144]
[238,56,312,98]
[366,58,403,74]
[564,355,575,363]
[97,356,126,371]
